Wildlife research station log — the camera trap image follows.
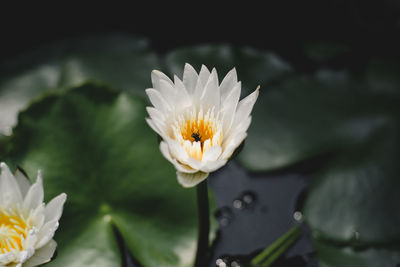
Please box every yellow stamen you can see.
[174,108,222,160]
[0,211,28,252]
[182,118,214,144]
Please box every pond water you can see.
[123,160,320,267]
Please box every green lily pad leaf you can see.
[314,240,400,267]
[303,125,400,245]
[53,217,121,267]
[0,63,61,136]
[165,44,292,96]
[0,34,160,135]
[236,72,398,171]
[57,35,159,94]
[4,83,212,267]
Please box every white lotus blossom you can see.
[0,162,66,267]
[146,64,259,187]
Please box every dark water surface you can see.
[123,160,320,267]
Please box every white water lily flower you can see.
[0,162,66,267]
[146,64,259,187]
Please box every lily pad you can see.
[165,44,293,97]
[314,240,400,267]
[0,63,61,136]
[0,34,160,135]
[3,83,210,267]
[237,73,397,171]
[303,124,400,245]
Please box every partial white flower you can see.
[0,162,66,267]
[146,64,259,187]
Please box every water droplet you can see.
[216,258,227,267]
[232,199,244,209]
[214,207,234,227]
[242,191,257,205]
[233,190,258,210]
[293,211,303,222]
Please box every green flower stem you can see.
[250,226,302,267]
[194,180,210,267]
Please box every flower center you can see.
[181,118,215,144]
[172,107,222,160]
[0,210,28,253]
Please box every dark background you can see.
[1,1,400,69]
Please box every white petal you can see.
[145,88,171,113]
[14,168,31,197]
[202,145,222,163]
[182,63,198,95]
[221,81,241,109]
[220,68,238,100]
[233,116,252,134]
[233,87,259,125]
[31,203,46,229]
[146,107,166,124]
[221,132,247,159]
[158,79,177,106]
[0,251,16,265]
[193,65,211,101]
[177,171,209,188]
[44,193,67,223]
[202,139,212,153]
[146,107,167,134]
[22,228,39,249]
[180,142,202,169]
[198,65,211,88]
[186,157,202,170]
[223,116,252,144]
[0,162,23,204]
[212,130,222,147]
[174,163,198,173]
[191,141,202,161]
[151,70,173,89]
[145,118,165,138]
[160,142,197,173]
[35,220,59,249]
[221,82,241,134]
[159,141,174,162]
[173,75,192,108]
[17,249,32,265]
[200,159,228,173]
[24,240,57,267]
[200,68,220,110]
[167,139,189,162]
[23,173,44,211]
